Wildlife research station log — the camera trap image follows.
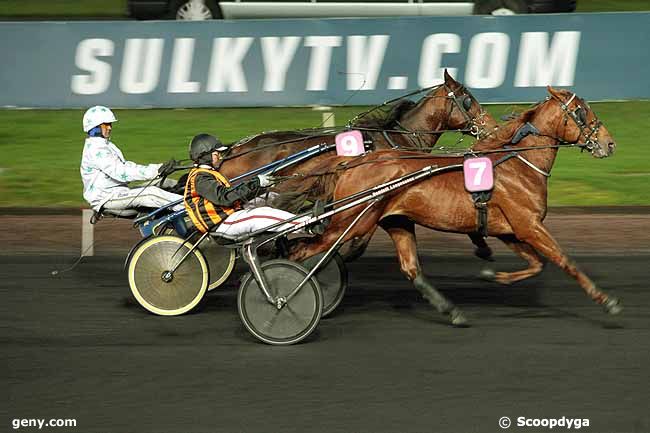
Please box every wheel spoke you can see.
[129,236,207,316]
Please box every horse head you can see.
[545,87,616,158]
[438,69,497,138]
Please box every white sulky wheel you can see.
[301,252,348,317]
[238,259,323,346]
[128,235,209,316]
[160,229,235,291]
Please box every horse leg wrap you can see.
[470,232,494,261]
[474,245,494,261]
[413,274,453,313]
[603,296,623,315]
[413,274,468,326]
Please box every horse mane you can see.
[472,102,543,150]
[270,158,348,212]
[351,99,417,129]
[232,130,310,148]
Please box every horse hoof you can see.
[603,297,623,315]
[475,247,495,262]
[449,309,470,327]
[479,268,496,281]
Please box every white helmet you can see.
[82,105,118,132]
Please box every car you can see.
[128,0,577,21]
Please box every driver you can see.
[80,105,184,214]
[184,133,321,237]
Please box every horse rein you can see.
[219,83,489,162]
[220,89,598,180]
[220,130,340,161]
[286,94,602,181]
[221,86,448,160]
[279,138,582,182]
[271,93,608,192]
[380,83,491,149]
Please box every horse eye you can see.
[462,96,472,111]
[576,107,587,124]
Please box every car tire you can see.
[473,0,530,15]
[528,0,576,13]
[169,0,222,20]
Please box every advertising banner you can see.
[1,13,648,107]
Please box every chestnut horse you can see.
[217,70,498,259]
[287,87,620,326]
[217,70,496,180]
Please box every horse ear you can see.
[444,68,452,83]
[546,85,560,98]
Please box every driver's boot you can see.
[307,200,329,235]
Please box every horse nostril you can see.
[608,142,616,153]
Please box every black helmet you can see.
[189,133,226,164]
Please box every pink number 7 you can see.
[463,157,493,192]
[469,161,486,186]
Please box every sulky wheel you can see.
[183,233,236,291]
[238,259,323,345]
[127,235,209,316]
[301,252,348,317]
[162,230,235,291]
[202,238,236,291]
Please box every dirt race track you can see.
[1,209,649,433]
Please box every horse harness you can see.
[468,93,602,237]
[467,148,528,238]
[367,84,492,150]
[468,119,559,236]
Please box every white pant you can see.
[103,186,184,213]
[214,206,309,237]
[243,191,279,210]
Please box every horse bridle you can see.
[552,93,603,154]
[394,84,489,141]
[443,84,491,139]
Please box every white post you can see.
[81,209,94,257]
[322,112,335,128]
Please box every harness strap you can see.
[471,191,492,238]
[515,154,551,177]
[468,151,518,237]
[382,130,401,149]
[561,93,577,109]
[510,122,540,144]
[494,151,519,166]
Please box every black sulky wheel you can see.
[238,259,323,346]
[128,235,209,316]
[301,252,348,317]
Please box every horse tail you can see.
[271,169,342,213]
